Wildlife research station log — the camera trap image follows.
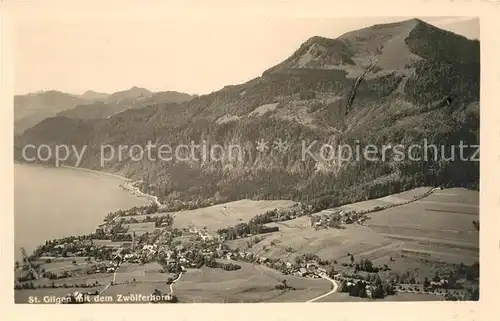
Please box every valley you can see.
[14,17,480,303]
[15,187,479,303]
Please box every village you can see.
[15,195,478,303]
[15,203,353,299]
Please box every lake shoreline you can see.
[59,165,132,181]
[58,165,161,206]
[14,164,153,258]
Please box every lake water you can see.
[14,164,150,259]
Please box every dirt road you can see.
[168,272,183,295]
[306,274,339,302]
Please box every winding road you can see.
[98,267,118,295]
[168,271,183,295]
[306,274,339,303]
[99,257,121,295]
[97,264,183,297]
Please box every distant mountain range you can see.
[14,87,193,133]
[15,18,479,210]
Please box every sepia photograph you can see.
[10,9,480,305]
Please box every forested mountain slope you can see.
[15,19,479,210]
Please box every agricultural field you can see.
[364,188,479,263]
[174,261,331,303]
[326,186,434,213]
[227,187,478,274]
[113,262,171,283]
[14,263,169,303]
[15,188,478,303]
[123,222,156,236]
[171,200,297,231]
[21,257,91,275]
[229,222,395,263]
[16,257,331,303]
[127,200,296,231]
[15,270,114,302]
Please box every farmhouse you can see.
[366,286,372,298]
[430,279,449,287]
[259,225,280,234]
[123,253,138,262]
[259,257,269,263]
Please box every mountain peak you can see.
[265,18,478,77]
[84,90,104,95]
[108,86,153,101]
[81,90,110,101]
[125,86,151,94]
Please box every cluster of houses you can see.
[111,224,331,281]
[188,226,215,241]
[292,262,328,278]
[312,209,367,229]
[342,280,384,299]
[429,279,449,288]
[37,238,96,258]
[34,211,343,285]
[86,261,120,274]
[33,204,368,286]
[100,221,338,281]
[224,251,330,279]
[122,253,140,263]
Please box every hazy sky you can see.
[14,15,478,96]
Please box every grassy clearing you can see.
[31,257,91,273]
[114,262,171,283]
[21,273,113,289]
[175,261,330,303]
[227,188,478,279]
[171,200,296,231]
[228,222,394,262]
[328,187,434,213]
[364,188,479,260]
[123,222,156,235]
[429,188,479,205]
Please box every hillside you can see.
[107,86,152,102]
[14,87,193,132]
[80,90,110,101]
[14,91,90,134]
[15,18,480,210]
[56,89,193,120]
